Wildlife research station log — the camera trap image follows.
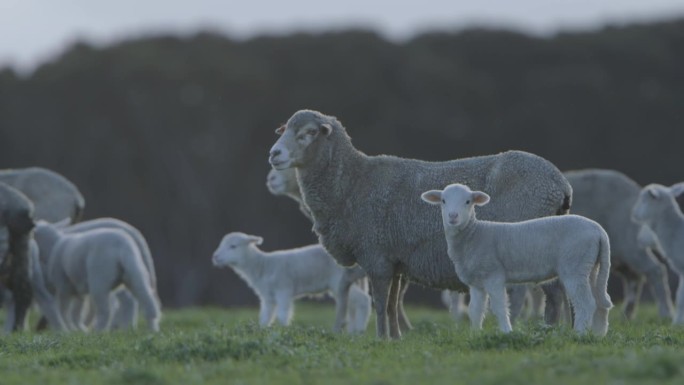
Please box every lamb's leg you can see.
[640,250,674,319]
[563,276,596,334]
[70,297,88,331]
[507,285,528,325]
[274,292,294,326]
[124,278,160,332]
[259,297,276,327]
[590,266,610,336]
[673,274,684,325]
[369,275,392,339]
[111,289,138,330]
[387,273,402,339]
[468,287,487,330]
[397,275,413,332]
[7,233,33,331]
[540,280,565,325]
[2,291,15,333]
[90,287,113,332]
[485,278,512,333]
[56,290,76,331]
[444,290,468,322]
[333,266,366,332]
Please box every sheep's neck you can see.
[650,208,684,258]
[444,219,479,265]
[233,248,268,282]
[296,135,364,226]
[37,227,62,259]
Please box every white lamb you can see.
[34,221,161,332]
[422,183,613,335]
[212,232,371,332]
[631,182,684,324]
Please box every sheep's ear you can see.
[421,190,443,205]
[320,123,333,136]
[275,125,285,135]
[248,236,263,245]
[472,191,490,206]
[670,182,684,197]
[648,188,660,199]
[53,217,72,228]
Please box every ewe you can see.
[422,183,612,335]
[268,109,572,338]
[212,232,371,332]
[631,182,684,324]
[34,221,161,332]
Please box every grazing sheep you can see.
[565,169,674,320]
[34,221,161,332]
[0,182,35,332]
[212,232,371,332]
[422,183,612,335]
[0,167,85,223]
[268,110,572,338]
[267,167,409,332]
[631,182,684,324]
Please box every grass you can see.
[1,304,684,385]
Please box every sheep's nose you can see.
[269,149,281,159]
[449,213,459,220]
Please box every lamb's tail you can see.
[121,243,161,331]
[594,232,613,309]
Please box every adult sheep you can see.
[268,109,573,339]
[267,168,412,332]
[564,169,674,320]
[34,221,161,331]
[631,182,684,324]
[0,167,85,223]
[0,182,36,332]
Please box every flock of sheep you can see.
[1,109,684,340]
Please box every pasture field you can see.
[1,303,683,385]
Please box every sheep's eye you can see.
[441,199,445,204]
[466,200,470,204]
[229,245,236,249]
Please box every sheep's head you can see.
[268,110,338,170]
[266,168,298,197]
[421,183,490,230]
[632,183,684,225]
[212,232,263,268]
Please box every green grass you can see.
[1,304,684,385]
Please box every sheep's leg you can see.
[468,287,487,330]
[124,277,160,332]
[507,285,528,325]
[562,276,595,334]
[7,233,33,331]
[387,273,402,339]
[620,272,643,321]
[641,250,674,319]
[397,275,413,332]
[673,274,684,325]
[89,286,113,332]
[540,280,566,325]
[484,278,512,333]
[444,290,468,322]
[590,266,610,336]
[274,292,294,326]
[259,297,276,327]
[369,275,392,339]
[28,247,66,331]
[56,290,76,331]
[70,297,89,331]
[333,266,365,332]
[111,290,138,330]
[2,291,15,333]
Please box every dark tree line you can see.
[1,19,683,307]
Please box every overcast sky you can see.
[1,0,684,72]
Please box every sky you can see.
[1,0,684,72]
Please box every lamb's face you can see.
[632,184,669,225]
[266,168,296,196]
[268,110,332,170]
[212,232,263,268]
[421,184,490,230]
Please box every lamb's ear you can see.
[648,187,660,199]
[670,182,684,197]
[320,123,333,136]
[472,191,490,206]
[275,125,285,135]
[248,236,263,245]
[421,190,443,205]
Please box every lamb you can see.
[267,167,410,332]
[422,183,613,335]
[0,167,85,223]
[565,169,674,320]
[268,109,573,338]
[0,182,36,332]
[212,232,371,333]
[631,182,684,324]
[33,221,161,331]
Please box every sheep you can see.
[422,183,613,335]
[0,167,85,223]
[212,232,371,332]
[565,169,674,320]
[33,221,161,332]
[268,109,573,338]
[0,182,36,332]
[631,182,684,324]
[267,167,410,332]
